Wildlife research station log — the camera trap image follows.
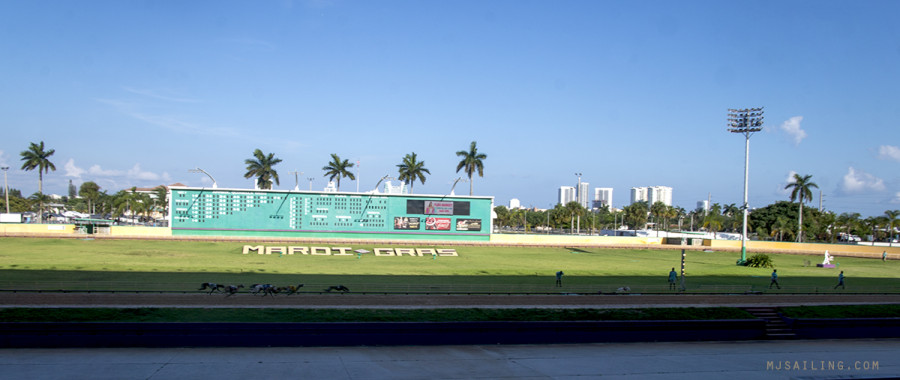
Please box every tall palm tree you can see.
[396,152,430,194]
[455,141,487,196]
[19,141,56,223]
[244,149,282,190]
[784,173,818,242]
[322,153,355,192]
[885,210,900,247]
[153,186,169,220]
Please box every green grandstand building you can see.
[169,186,493,241]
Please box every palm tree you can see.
[455,141,487,196]
[703,214,723,239]
[322,153,355,192]
[19,141,56,223]
[113,187,141,224]
[243,149,282,190]
[78,181,101,215]
[396,152,430,194]
[28,192,51,221]
[153,186,169,220]
[784,173,818,242]
[885,210,900,247]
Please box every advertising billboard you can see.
[393,217,420,230]
[424,201,454,215]
[425,217,451,230]
[455,218,482,231]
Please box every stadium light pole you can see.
[575,173,582,207]
[289,171,303,191]
[188,168,217,189]
[728,107,764,265]
[2,166,9,214]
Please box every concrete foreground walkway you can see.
[1,339,897,380]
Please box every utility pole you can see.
[728,107,764,265]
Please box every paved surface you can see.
[0,339,897,379]
[3,293,900,309]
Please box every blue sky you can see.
[1,0,899,216]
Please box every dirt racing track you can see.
[3,292,900,308]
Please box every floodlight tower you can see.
[289,171,303,191]
[728,107,764,265]
[188,168,217,189]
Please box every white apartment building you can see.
[630,186,673,206]
[593,187,613,209]
[509,198,521,209]
[630,187,648,204]
[559,186,576,206]
[577,182,590,209]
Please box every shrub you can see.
[744,253,774,268]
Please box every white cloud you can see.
[840,167,885,194]
[0,150,8,167]
[878,145,900,162]
[88,165,123,177]
[779,116,807,145]
[892,192,900,204]
[126,164,169,181]
[64,159,86,178]
[778,170,799,195]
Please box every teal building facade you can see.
[169,186,493,241]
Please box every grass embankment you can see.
[779,304,900,319]
[0,237,898,292]
[0,307,754,322]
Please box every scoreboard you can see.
[169,186,493,241]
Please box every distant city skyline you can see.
[1,1,898,217]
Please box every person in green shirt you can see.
[834,271,845,289]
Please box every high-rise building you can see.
[593,187,613,209]
[648,186,673,206]
[577,182,590,209]
[559,186,575,206]
[509,198,521,209]
[697,200,709,213]
[630,186,673,206]
[630,187,648,204]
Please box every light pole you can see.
[575,173,582,208]
[289,171,303,191]
[307,177,315,191]
[188,168,217,189]
[2,166,9,214]
[728,107,764,265]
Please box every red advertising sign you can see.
[425,217,451,230]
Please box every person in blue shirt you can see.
[769,269,781,289]
[668,268,678,290]
[834,271,845,289]
[555,271,564,287]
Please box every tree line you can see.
[3,140,489,223]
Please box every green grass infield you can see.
[0,237,898,293]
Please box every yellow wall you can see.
[0,224,171,238]
[703,239,900,257]
[109,226,172,237]
[490,234,663,246]
[0,223,76,235]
